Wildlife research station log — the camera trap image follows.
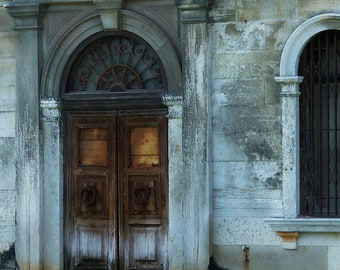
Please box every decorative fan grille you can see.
[66,33,165,93]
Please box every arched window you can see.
[299,30,340,217]
[63,31,166,97]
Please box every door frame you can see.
[63,108,169,269]
[38,6,184,270]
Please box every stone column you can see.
[4,2,45,270]
[163,95,184,270]
[40,98,63,270]
[274,76,303,218]
[176,2,211,269]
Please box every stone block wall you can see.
[0,3,15,270]
[210,0,340,269]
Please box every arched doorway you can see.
[62,31,169,270]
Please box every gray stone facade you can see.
[1,0,340,269]
[0,1,15,269]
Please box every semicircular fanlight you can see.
[66,32,166,93]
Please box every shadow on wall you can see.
[0,243,15,269]
[208,256,228,270]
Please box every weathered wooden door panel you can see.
[119,115,167,270]
[65,111,167,270]
[65,114,117,270]
[75,222,109,269]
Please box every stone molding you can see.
[266,218,340,232]
[4,2,46,30]
[266,218,340,249]
[279,13,340,76]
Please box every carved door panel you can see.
[65,113,117,270]
[65,111,167,270]
[118,114,167,270]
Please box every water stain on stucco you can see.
[244,138,275,161]
[265,171,282,189]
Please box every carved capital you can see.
[162,94,182,106]
[162,94,182,119]
[4,1,46,31]
[40,98,62,122]
[93,0,125,30]
[275,76,303,97]
[176,1,211,24]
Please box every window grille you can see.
[65,32,166,93]
[299,30,340,217]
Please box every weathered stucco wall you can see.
[0,2,15,269]
[4,0,340,269]
[210,1,340,269]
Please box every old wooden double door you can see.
[64,110,168,270]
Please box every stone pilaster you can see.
[275,76,303,218]
[162,95,184,269]
[4,2,45,270]
[176,2,211,269]
[40,98,63,270]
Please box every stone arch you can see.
[279,13,340,76]
[41,9,181,97]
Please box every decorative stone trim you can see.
[266,218,340,249]
[266,218,340,232]
[276,232,298,250]
[162,94,182,120]
[40,98,62,122]
[4,2,45,31]
[93,0,123,30]
[176,3,210,24]
[279,13,340,76]
[162,94,182,106]
[275,76,303,96]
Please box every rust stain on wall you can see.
[243,246,250,270]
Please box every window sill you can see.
[265,218,340,249]
[265,218,340,232]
